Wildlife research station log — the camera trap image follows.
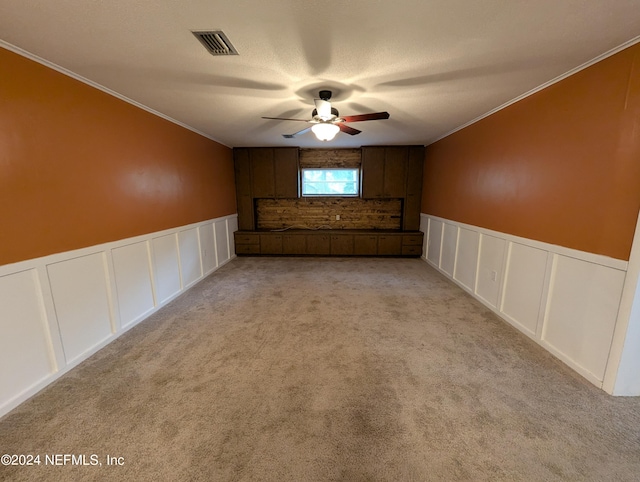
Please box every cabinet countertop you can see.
[236,229,423,235]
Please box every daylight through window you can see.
[301,169,359,196]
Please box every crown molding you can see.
[0,40,230,148]
[429,35,640,146]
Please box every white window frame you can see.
[301,168,360,197]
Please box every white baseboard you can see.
[420,214,627,390]
[0,214,238,418]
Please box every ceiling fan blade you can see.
[340,112,390,123]
[314,99,332,119]
[262,116,310,122]
[338,124,361,136]
[283,126,312,138]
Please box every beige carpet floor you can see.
[1,257,639,481]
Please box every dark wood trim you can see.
[234,230,423,257]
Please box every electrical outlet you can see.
[335,214,340,221]
[491,270,497,281]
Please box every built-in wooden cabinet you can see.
[233,145,424,252]
[360,147,386,199]
[401,234,423,256]
[249,148,275,198]
[360,145,424,229]
[377,234,402,255]
[354,234,378,255]
[260,234,282,254]
[249,147,299,198]
[233,149,254,231]
[403,146,425,231]
[234,147,299,230]
[306,234,331,254]
[361,146,416,199]
[283,234,307,255]
[235,232,260,254]
[382,147,408,198]
[274,148,299,198]
[330,234,354,255]
[235,231,423,257]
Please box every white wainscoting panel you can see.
[476,234,506,309]
[420,215,429,256]
[542,255,626,383]
[46,253,113,364]
[420,213,628,390]
[112,242,155,329]
[441,223,458,277]
[0,270,54,410]
[178,228,202,289]
[454,228,479,292]
[500,243,549,337]
[199,224,216,275]
[215,219,230,266]
[227,216,238,259]
[0,214,237,418]
[152,234,181,304]
[426,218,443,266]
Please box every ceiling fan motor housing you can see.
[318,90,332,101]
[312,107,340,119]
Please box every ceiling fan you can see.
[262,90,390,141]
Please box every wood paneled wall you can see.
[299,148,361,168]
[256,198,401,230]
[258,148,390,229]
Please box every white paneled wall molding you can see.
[420,213,631,392]
[0,215,238,418]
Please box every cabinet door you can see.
[403,194,421,231]
[403,146,424,230]
[236,196,255,231]
[235,244,260,255]
[307,234,331,255]
[354,235,377,255]
[235,233,260,244]
[402,234,424,246]
[283,234,306,254]
[406,147,424,196]
[401,245,423,256]
[260,234,283,254]
[330,235,354,255]
[250,148,275,197]
[377,235,402,255]
[383,147,407,198]
[234,149,252,196]
[234,149,254,230]
[361,147,385,198]
[234,232,260,255]
[274,148,299,198]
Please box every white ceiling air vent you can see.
[192,30,239,56]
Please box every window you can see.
[301,169,359,196]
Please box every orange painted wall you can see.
[0,47,236,266]
[422,43,640,261]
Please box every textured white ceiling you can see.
[1,0,640,148]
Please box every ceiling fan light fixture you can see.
[263,90,389,139]
[311,122,340,141]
